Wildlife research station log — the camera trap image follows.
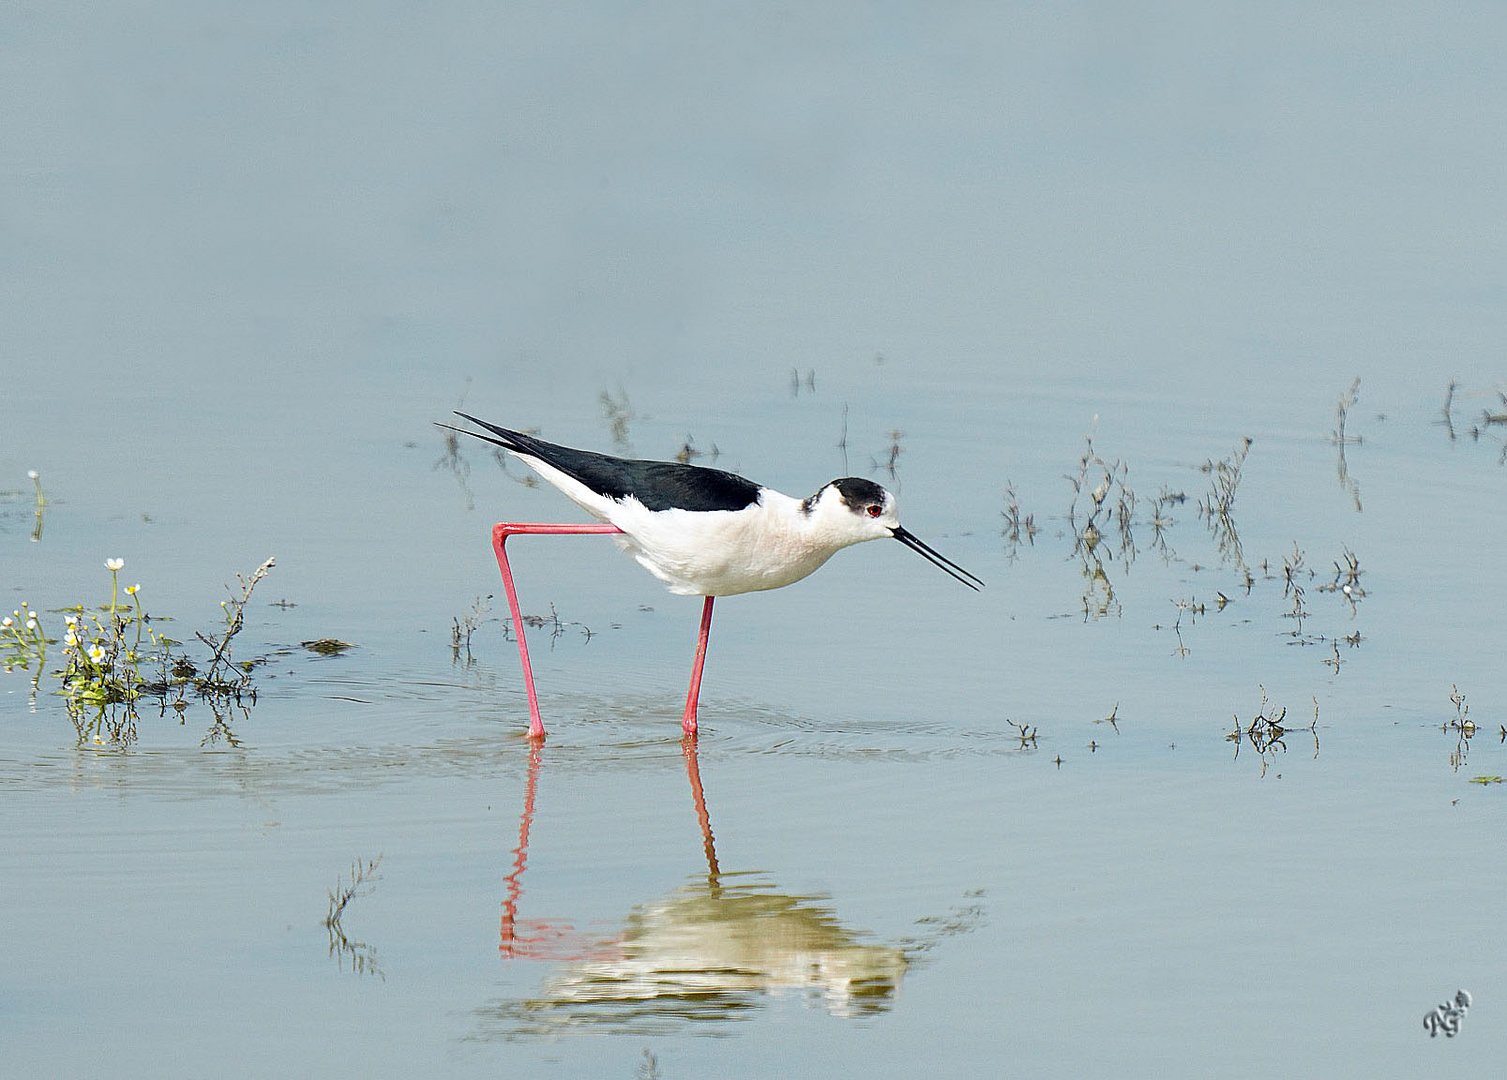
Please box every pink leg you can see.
[491,522,621,740]
[681,596,716,737]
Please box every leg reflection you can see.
[500,739,725,958]
[682,734,720,889]
[499,743,542,958]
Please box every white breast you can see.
[610,493,839,596]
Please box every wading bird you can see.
[444,413,982,739]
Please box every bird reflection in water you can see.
[490,738,909,1034]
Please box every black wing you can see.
[450,413,762,513]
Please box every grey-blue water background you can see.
[4,4,1506,1077]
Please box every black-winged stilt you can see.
[445,413,982,740]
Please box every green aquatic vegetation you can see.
[301,638,355,656]
[53,558,168,744]
[1,601,48,693]
[2,556,275,747]
[1468,776,1504,786]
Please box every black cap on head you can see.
[831,477,888,512]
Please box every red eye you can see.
[866,504,882,518]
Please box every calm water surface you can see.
[5,4,1507,1077]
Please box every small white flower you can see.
[105,558,125,572]
[28,470,38,479]
[1,617,12,629]
[87,645,105,663]
[65,632,78,647]
[125,584,140,596]
[26,618,38,631]
[64,614,78,626]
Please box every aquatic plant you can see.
[1063,435,1140,618]
[187,555,277,694]
[1315,547,1366,615]
[1006,718,1039,749]
[1227,688,1319,777]
[53,558,169,744]
[999,481,1038,555]
[300,638,355,656]
[27,469,45,541]
[326,855,384,979]
[1330,377,1363,447]
[1198,437,1251,569]
[451,594,492,663]
[0,556,277,747]
[1332,378,1364,511]
[871,428,904,481]
[0,602,48,697]
[599,386,636,452]
[1438,380,1507,463]
[1445,684,1478,774]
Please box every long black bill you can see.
[893,526,984,591]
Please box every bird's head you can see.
[804,477,983,590]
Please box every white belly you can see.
[613,506,838,596]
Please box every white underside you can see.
[513,455,849,596]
